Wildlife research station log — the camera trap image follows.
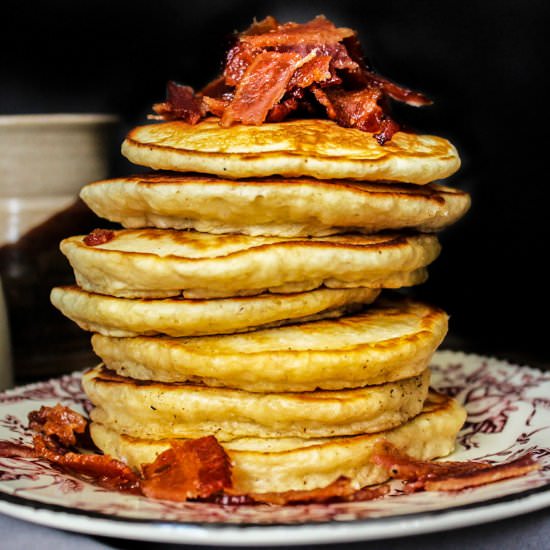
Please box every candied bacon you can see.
[28,404,87,447]
[141,436,232,501]
[83,229,115,247]
[372,441,541,493]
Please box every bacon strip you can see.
[362,69,432,107]
[33,434,141,493]
[202,95,229,118]
[240,15,355,48]
[0,441,36,458]
[372,441,541,493]
[289,54,332,89]
[141,436,232,501]
[221,51,305,126]
[423,454,540,491]
[317,88,400,144]
[247,477,390,505]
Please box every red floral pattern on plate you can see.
[0,351,548,526]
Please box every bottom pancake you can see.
[90,391,466,494]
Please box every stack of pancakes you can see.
[52,118,470,495]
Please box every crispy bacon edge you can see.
[140,436,232,501]
[371,441,541,493]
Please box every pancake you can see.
[91,298,448,392]
[81,175,470,237]
[121,119,460,184]
[90,391,466,493]
[60,230,440,299]
[83,366,430,440]
[50,285,379,337]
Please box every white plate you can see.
[0,350,549,546]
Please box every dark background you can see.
[2,0,549,372]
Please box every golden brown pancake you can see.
[50,285,379,337]
[81,175,470,237]
[83,366,430,440]
[91,298,448,392]
[89,391,466,493]
[121,119,460,184]
[60,229,440,299]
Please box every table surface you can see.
[1,506,549,550]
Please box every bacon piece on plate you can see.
[33,434,141,493]
[0,441,36,458]
[423,454,541,491]
[28,404,87,447]
[140,436,232,501]
[372,441,540,492]
[248,477,390,505]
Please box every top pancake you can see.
[121,119,460,184]
[81,175,470,237]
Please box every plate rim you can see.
[0,483,550,545]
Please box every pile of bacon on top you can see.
[151,15,431,144]
[0,404,539,505]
